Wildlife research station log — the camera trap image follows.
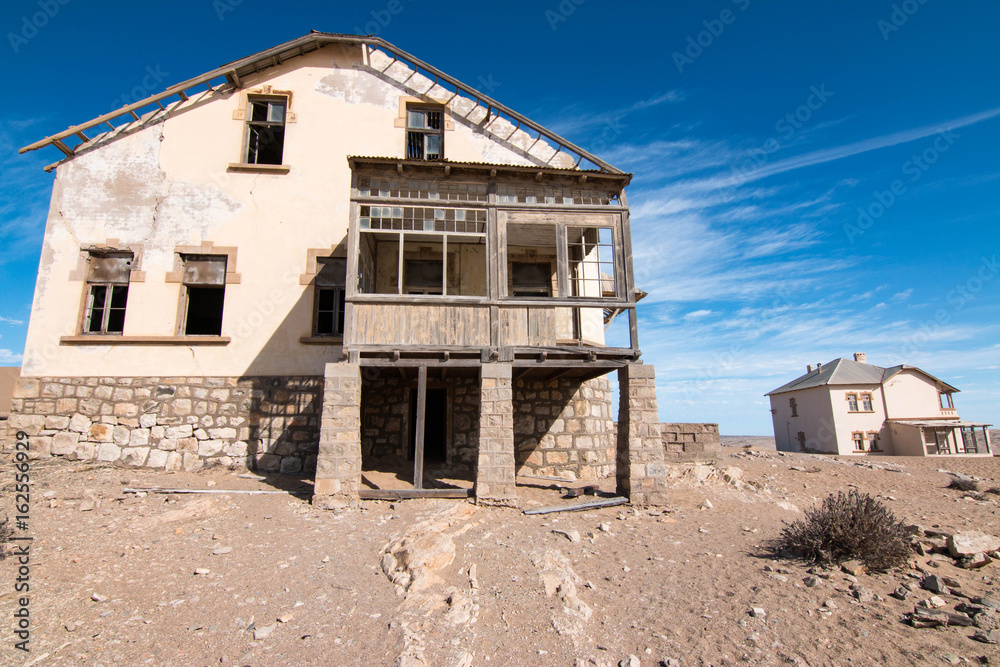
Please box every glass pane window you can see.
[847,394,859,412]
[182,255,227,335]
[315,287,346,336]
[861,393,873,411]
[245,98,287,165]
[406,107,444,160]
[568,226,617,298]
[83,253,131,334]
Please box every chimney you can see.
[816,362,822,372]
[854,353,867,363]
[807,364,814,373]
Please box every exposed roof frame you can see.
[20,31,623,175]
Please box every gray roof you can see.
[766,358,959,396]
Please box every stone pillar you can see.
[475,363,517,506]
[616,363,668,506]
[313,362,362,509]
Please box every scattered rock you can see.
[949,531,1000,558]
[277,613,293,623]
[194,568,210,575]
[922,574,950,595]
[597,522,611,533]
[973,629,1000,644]
[553,529,581,544]
[891,586,910,601]
[803,576,822,588]
[212,546,232,556]
[91,593,108,602]
[619,656,640,667]
[841,561,866,576]
[64,622,76,632]
[749,607,766,619]
[919,596,947,609]
[909,608,949,628]
[959,553,994,570]
[700,499,714,510]
[253,624,276,640]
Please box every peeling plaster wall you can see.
[23,43,575,379]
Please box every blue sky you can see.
[1,0,997,434]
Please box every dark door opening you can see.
[409,388,447,463]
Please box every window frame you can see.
[940,393,954,409]
[851,431,865,452]
[243,95,288,166]
[405,105,445,161]
[789,397,798,417]
[846,393,859,412]
[313,257,347,338]
[82,252,132,335]
[866,431,881,452]
[180,254,228,337]
[860,392,873,412]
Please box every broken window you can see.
[568,227,617,298]
[406,106,443,160]
[866,432,880,451]
[789,397,798,417]
[852,431,864,451]
[497,184,619,206]
[314,258,346,336]
[244,97,286,165]
[506,223,559,296]
[182,255,227,336]
[357,206,486,296]
[83,252,132,334]
[940,393,954,409]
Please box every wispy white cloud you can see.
[545,90,685,138]
[0,349,23,364]
[0,316,25,325]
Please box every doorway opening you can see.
[410,388,447,463]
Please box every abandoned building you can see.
[8,32,713,506]
[767,353,992,456]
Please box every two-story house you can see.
[767,353,992,456]
[10,32,668,507]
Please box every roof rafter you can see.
[20,32,623,175]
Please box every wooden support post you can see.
[414,366,428,491]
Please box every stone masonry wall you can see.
[513,376,615,481]
[661,423,722,461]
[360,375,480,474]
[8,376,321,473]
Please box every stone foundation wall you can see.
[360,375,480,473]
[513,376,615,481]
[8,376,322,473]
[661,422,721,461]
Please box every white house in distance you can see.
[766,353,992,456]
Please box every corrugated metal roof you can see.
[347,156,631,181]
[0,366,20,418]
[766,358,960,395]
[889,419,992,428]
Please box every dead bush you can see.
[948,477,980,492]
[772,490,912,571]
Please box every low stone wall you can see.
[8,376,322,473]
[513,377,615,481]
[661,422,721,461]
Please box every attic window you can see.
[406,106,443,160]
[940,393,954,409]
[245,97,286,165]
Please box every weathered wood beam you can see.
[413,366,427,491]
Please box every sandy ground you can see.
[4,444,1000,666]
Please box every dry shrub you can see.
[986,487,1000,496]
[772,490,912,571]
[948,477,980,492]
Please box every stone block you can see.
[198,440,225,457]
[13,378,39,399]
[96,442,122,462]
[51,431,80,456]
[147,449,169,468]
[121,447,149,466]
[88,424,114,443]
[73,441,96,461]
[113,425,131,446]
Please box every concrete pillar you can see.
[475,363,517,507]
[616,363,668,506]
[313,361,362,509]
